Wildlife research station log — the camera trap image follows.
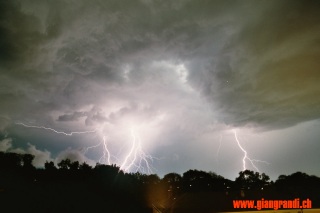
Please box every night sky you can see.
[0,0,319,180]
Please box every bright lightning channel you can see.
[102,136,111,165]
[16,122,96,135]
[15,122,155,174]
[120,128,154,174]
[233,129,269,172]
[84,137,114,165]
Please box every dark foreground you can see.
[1,152,320,212]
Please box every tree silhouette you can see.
[163,172,182,183]
[0,152,37,171]
[0,152,21,169]
[69,161,79,170]
[145,174,160,185]
[22,154,34,169]
[275,171,320,201]
[79,162,92,171]
[57,159,72,170]
[1,150,320,212]
[235,170,270,190]
[183,169,213,192]
[162,173,182,197]
[44,161,57,171]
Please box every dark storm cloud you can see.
[185,0,320,130]
[0,1,42,66]
[1,0,319,179]
[58,111,87,122]
[0,0,69,126]
[1,0,318,130]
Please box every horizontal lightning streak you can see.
[15,122,157,174]
[251,159,271,165]
[84,142,102,154]
[16,122,96,136]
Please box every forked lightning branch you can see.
[15,122,155,174]
[16,122,269,174]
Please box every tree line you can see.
[0,151,319,212]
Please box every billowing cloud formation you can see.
[186,1,320,130]
[0,139,94,168]
[0,138,12,152]
[55,148,96,166]
[25,144,53,167]
[0,0,319,130]
[0,0,319,179]
[0,139,53,167]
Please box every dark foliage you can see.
[0,151,319,213]
[235,170,270,190]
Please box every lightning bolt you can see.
[16,122,96,135]
[120,128,154,174]
[233,129,269,172]
[15,122,155,174]
[102,136,112,165]
[120,129,137,171]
